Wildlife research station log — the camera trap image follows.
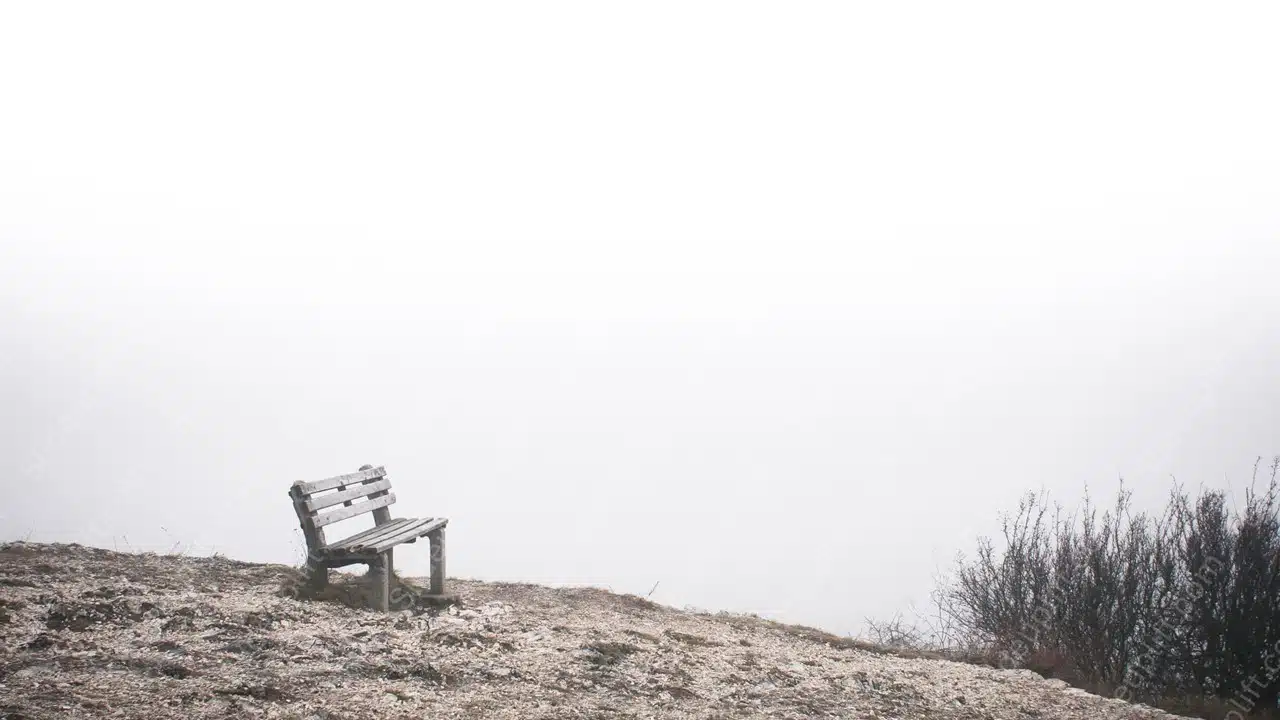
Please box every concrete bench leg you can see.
[369,553,390,612]
[305,553,329,593]
[428,528,446,595]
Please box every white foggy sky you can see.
[2,2,1279,634]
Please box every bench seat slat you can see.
[321,518,414,555]
[347,517,435,552]
[366,517,448,554]
[304,479,393,512]
[297,466,386,495]
[313,493,396,528]
[321,517,448,556]
[325,519,418,555]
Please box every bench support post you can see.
[428,528,446,595]
[291,482,331,594]
[370,553,390,612]
[305,554,329,593]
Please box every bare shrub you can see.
[872,457,1280,719]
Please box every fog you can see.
[3,2,1279,636]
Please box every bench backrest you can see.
[289,464,395,550]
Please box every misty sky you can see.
[2,2,1279,636]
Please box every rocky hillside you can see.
[0,542,1190,719]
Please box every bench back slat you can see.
[290,465,399,551]
[304,479,393,512]
[313,493,397,528]
[297,466,386,495]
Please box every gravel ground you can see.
[0,542,1192,719]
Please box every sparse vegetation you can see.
[870,457,1280,719]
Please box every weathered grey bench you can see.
[288,464,449,611]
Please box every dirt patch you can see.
[664,629,722,647]
[221,636,282,654]
[658,684,699,700]
[45,599,161,631]
[123,655,196,680]
[213,682,291,703]
[435,628,515,651]
[583,641,641,667]
[347,658,451,685]
[0,599,21,625]
[623,628,661,643]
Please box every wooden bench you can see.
[288,464,449,611]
